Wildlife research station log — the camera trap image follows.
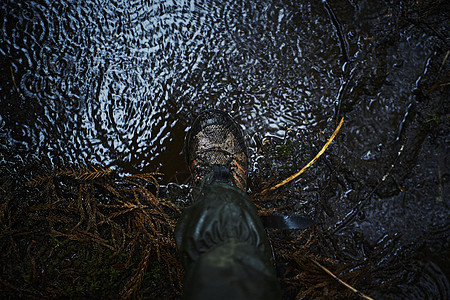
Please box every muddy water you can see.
[1,0,448,298]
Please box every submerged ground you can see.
[1,0,449,299]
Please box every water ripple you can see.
[3,0,340,174]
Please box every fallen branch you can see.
[261,117,344,194]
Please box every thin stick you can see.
[311,258,374,300]
[438,50,449,75]
[261,117,344,194]
[10,66,25,100]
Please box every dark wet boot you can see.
[185,109,248,191]
[175,110,281,300]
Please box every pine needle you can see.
[26,166,112,187]
[311,258,374,300]
[26,174,52,187]
[261,117,344,194]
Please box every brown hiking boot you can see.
[185,110,248,191]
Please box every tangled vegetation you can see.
[1,159,383,300]
[0,158,182,299]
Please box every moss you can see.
[425,113,440,125]
[57,246,131,298]
[275,138,295,159]
[147,261,162,280]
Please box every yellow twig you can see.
[311,258,374,300]
[261,117,344,194]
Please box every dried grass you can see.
[1,164,182,299]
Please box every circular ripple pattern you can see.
[0,0,341,176]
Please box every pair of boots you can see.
[175,110,281,299]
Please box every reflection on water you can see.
[1,0,342,177]
[1,0,448,298]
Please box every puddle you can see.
[1,0,448,298]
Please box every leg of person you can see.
[175,110,281,300]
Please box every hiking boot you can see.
[185,110,248,191]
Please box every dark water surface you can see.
[1,0,344,177]
[1,0,449,298]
